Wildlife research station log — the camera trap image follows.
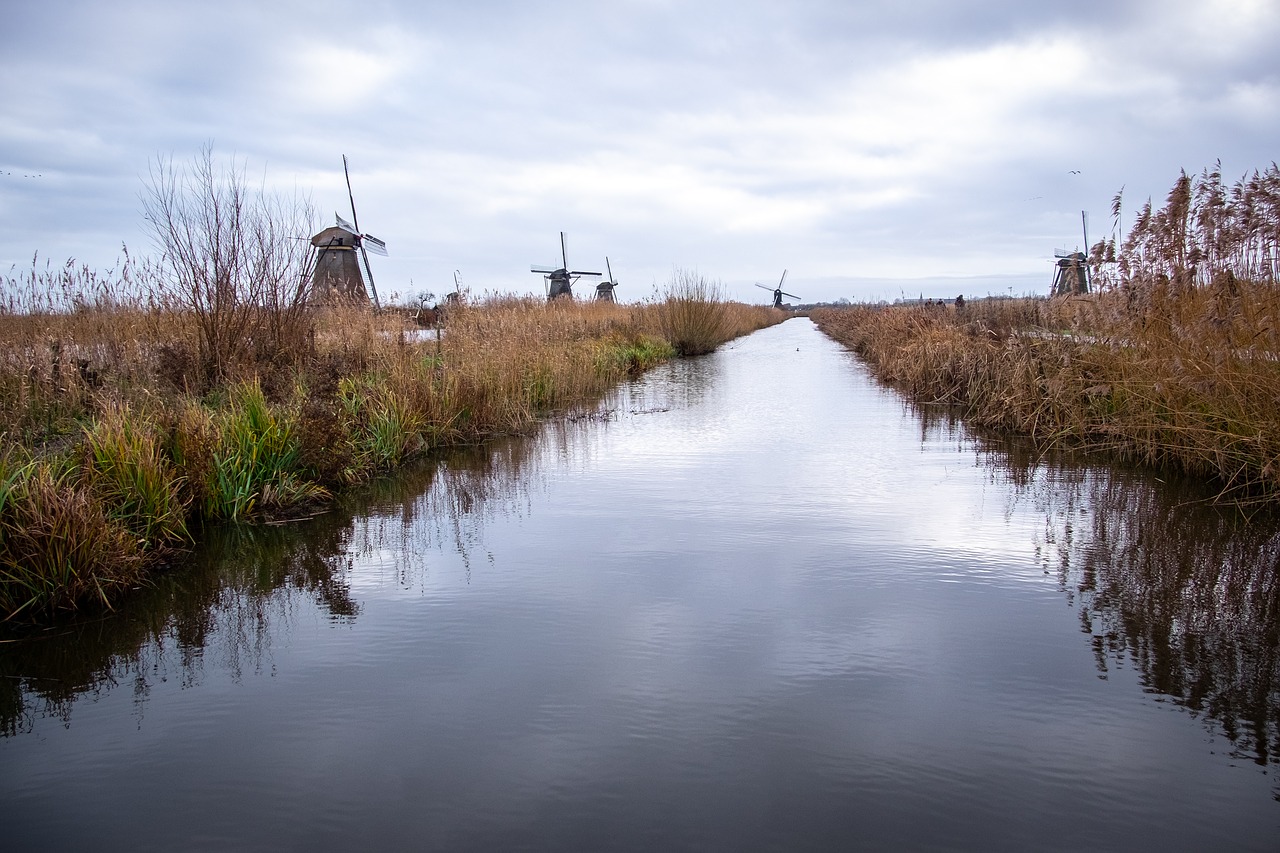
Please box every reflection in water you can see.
[916,402,1280,781]
[2,321,1280,849]
[5,374,1278,774]
[1,517,357,736]
[0,436,556,737]
[1019,455,1280,771]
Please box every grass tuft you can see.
[650,270,733,356]
[83,401,190,548]
[0,447,144,619]
[205,381,328,520]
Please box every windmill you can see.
[755,269,800,308]
[1051,210,1091,296]
[307,156,386,308]
[444,270,464,306]
[595,257,619,302]
[531,232,601,300]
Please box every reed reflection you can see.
[0,520,356,735]
[965,416,1280,776]
[0,431,555,737]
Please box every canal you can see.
[2,317,1278,850]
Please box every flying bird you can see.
[1068,170,1081,174]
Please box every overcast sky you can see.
[3,0,1276,305]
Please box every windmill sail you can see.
[342,155,380,309]
[532,231,601,300]
[755,271,798,306]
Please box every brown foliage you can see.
[814,288,1280,504]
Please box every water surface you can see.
[3,318,1278,851]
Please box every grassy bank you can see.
[814,163,1280,507]
[813,284,1280,504]
[0,267,782,621]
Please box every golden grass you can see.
[0,265,782,620]
[813,280,1280,504]
[815,158,1280,506]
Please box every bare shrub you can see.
[142,145,317,386]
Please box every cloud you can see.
[2,0,1278,303]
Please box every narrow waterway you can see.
[3,317,1278,851]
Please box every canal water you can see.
[2,318,1278,851]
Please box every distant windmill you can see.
[1051,210,1091,296]
[531,232,601,300]
[444,270,464,306]
[596,257,619,302]
[307,156,386,308]
[755,269,800,308]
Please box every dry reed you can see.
[814,284,1280,504]
[815,162,1280,505]
[0,261,780,620]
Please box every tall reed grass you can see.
[0,264,782,620]
[816,161,1280,506]
[1094,162,1280,288]
[814,284,1280,504]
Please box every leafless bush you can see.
[142,145,316,386]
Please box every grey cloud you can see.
[2,0,1277,304]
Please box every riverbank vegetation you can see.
[814,163,1280,507]
[0,255,781,621]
